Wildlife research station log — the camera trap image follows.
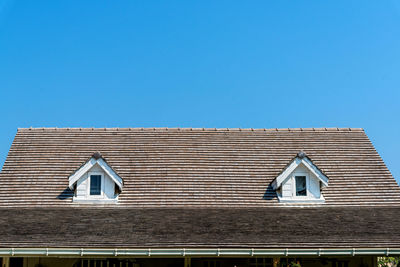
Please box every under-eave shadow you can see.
[57,187,74,200]
[263,184,278,200]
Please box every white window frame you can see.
[292,172,309,198]
[277,170,325,203]
[87,171,105,199]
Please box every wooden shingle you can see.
[0,207,399,248]
[0,127,399,207]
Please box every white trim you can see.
[71,198,118,204]
[273,156,328,204]
[0,247,399,257]
[272,157,328,190]
[277,171,326,203]
[69,158,123,191]
[293,173,308,197]
[69,158,96,189]
[278,174,325,203]
[302,157,329,187]
[96,158,123,190]
[87,172,104,198]
[277,195,325,203]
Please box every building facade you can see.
[0,128,399,267]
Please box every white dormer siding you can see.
[74,165,116,202]
[69,153,123,204]
[278,165,323,202]
[272,152,328,204]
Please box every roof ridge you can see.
[17,127,364,132]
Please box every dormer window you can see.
[271,151,329,204]
[68,152,123,204]
[89,173,102,196]
[295,175,307,196]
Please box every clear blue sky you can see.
[0,1,399,183]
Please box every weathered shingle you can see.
[0,127,399,207]
[0,207,399,248]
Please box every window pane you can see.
[90,175,101,195]
[295,176,306,196]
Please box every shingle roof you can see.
[0,207,400,248]
[0,127,399,207]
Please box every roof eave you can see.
[0,247,399,257]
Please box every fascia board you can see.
[68,158,97,189]
[97,158,123,190]
[272,158,301,190]
[68,158,123,191]
[272,157,329,190]
[301,157,329,187]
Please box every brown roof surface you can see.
[0,207,400,248]
[0,127,399,207]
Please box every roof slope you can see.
[0,127,399,207]
[0,207,400,248]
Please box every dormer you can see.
[68,152,123,204]
[271,151,329,204]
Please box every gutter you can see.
[0,248,400,257]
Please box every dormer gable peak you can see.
[68,153,123,191]
[272,152,329,190]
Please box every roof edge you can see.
[17,127,365,132]
[0,247,398,257]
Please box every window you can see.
[295,175,307,196]
[279,258,302,267]
[73,259,138,267]
[90,175,102,195]
[202,260,220,267]
[9,257,23,267]
[249,258,273,267]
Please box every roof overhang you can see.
[1,207,399,251]
[0,247,399,257]
[272,154,329,190]
[68,157,123,191]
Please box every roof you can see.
[1,127,399,207]
[0,207,399,248]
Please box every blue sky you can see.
[0,1,399,183]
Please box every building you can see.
[0,127,399,267]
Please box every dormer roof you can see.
[271,151,329,190]
[68,152,123,191]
